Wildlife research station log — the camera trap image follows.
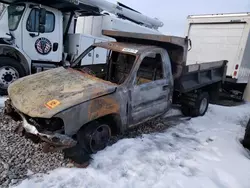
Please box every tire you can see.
[243,119,250,149]
[190,92,209,117]
[181,105,191,116]
[77,121,111,154]
[0,56,26,95]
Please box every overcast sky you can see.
[108,0,250,36]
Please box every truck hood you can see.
[8,67,117,118]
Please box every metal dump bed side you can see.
[174,60,228,93]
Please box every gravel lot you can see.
[0,107,181,188]
[0,110,71,188]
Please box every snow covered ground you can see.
[13,103,250,188]
[0,96,7,108]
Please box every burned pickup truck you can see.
[4,30,227,154]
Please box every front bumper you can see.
[4,99,77,150]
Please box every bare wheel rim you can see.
[0,66,19,89]
[199,98,208,114]
[89,124,111,152]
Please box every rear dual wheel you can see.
[181,92,209,117]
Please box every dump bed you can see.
[174,60,227,93]
[102,30,227,93]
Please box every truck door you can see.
[129,50,172,126]
[22,6,62,62]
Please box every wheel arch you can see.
[81,113,123,136]
[0,44,31,75]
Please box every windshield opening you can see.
[72,46,136,85]
[8,4,25,31]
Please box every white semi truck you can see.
[0,0,163,95]
[186,13,250,100]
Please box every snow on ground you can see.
[15,103,250,188]
[0,96,7,108]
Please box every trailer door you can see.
[186,22,246,78]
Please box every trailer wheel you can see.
[242,118,250,149]
[77,121,111,154]
[0,57,26,95]
[190,92,209,117]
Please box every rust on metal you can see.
[7,67,118,118]
[88,95,120,121]
[94,42,154,55]
[102,30,188,49]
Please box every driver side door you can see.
[22,7,62,62]
[128,50,172,126]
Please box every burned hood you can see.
[8,67,117,118]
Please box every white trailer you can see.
[0,0,163,95]
[186,13,250,100]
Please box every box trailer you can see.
[186,13,250,100]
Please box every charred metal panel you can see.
[8,67,117,118]
[129,80,171,125]
[127,48,173,126]
[102,30,188,49]
[94,42,153,55]
[55,89,127,136]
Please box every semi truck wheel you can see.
[242,118,250,149]
[0,57,26,95]
[77,121,111,154]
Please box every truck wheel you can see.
[243,118,250,149]
[190,92,209,117]
[77,121,111,154]
[181,105,191,116]
[0,57,26,95]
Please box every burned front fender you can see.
[55,95,121,136]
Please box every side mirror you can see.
[39,8,46,25]
[39,25,45,33]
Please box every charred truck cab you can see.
[5,30,227,155]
